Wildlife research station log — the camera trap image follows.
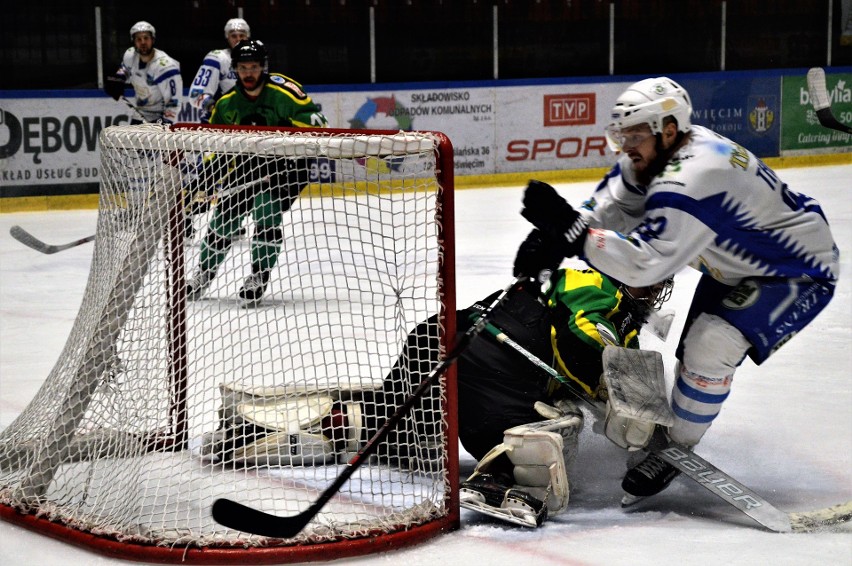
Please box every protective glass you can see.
[605,125,655,152]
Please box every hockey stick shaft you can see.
[476,317,605,413]
[216,175,271,200]
[212,276,528,538]
[807,67,852,134]
[656,445,852,532]
[486,321,852,532]
[120,96,148,123]
[9,225,95,255]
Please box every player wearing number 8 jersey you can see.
[519,77,839,501]
[103,21,182,124]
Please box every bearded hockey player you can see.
[103,21,182,124]
[185,39,327,306]
[196,230,674,527]
[519,77,839,504]
[189,18,251,123]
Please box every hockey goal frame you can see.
[0,123,459,563]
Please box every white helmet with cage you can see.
[129,21,156,41]
[605,77,692,151]
[224,18,251,38]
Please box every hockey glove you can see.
[513,229,564,281]
[521,180,589,259]
[104,74,126,100]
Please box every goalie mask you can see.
[621,276,674,319]
[605,77,692,152]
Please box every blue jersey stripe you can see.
[154,68,182,85]
[675,375,730,404]
[647,191,834,279]
[201,57,223,70]
[672,400,719,423]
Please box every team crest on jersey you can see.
[270,74,307,98]
[722,280,760,310]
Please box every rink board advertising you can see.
[1,70,850,199]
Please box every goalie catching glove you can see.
[194,381,364,467]
[460,398,583,527]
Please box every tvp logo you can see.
[543,93,596,127]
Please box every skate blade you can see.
[238,297,263,309]
[460,499,541,528]
[621,493,648,508]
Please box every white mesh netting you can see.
[0,124,456,559]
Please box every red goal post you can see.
[0,123,459,563]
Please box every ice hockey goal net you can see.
[0,123,458,563]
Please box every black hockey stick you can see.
[807,67,852,134]
[9,225,95,255]
[211,276,527,538]
[120,96,148,123]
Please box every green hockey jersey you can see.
[545,268,643,400]
[210,73,327,128]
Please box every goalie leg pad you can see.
[604,405,657,450]
[197,382,363,466]
[503,428,569,514]
[460,399,582,526]
[601,346,674,450]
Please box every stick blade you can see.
[212,497,311,539]
[807,67,831,110]
[9,225,55,254]
[790,500,852,532]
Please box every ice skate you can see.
[460,473,548,528]
[621,451,680,499]
[187,269,215,301]
[238,270,270,307]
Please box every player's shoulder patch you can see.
[269,73,307,99]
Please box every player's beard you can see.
[135,45,153,57]
[240,74,265,95]
[635,133,685,186]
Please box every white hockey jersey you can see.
[188,49,238,121]
[118,47,182,123]
[580,125,839,287]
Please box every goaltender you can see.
[197,228,673,527]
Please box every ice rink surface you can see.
[1,163,850,565]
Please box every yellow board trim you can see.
[2,151,848,213]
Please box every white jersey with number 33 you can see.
[580,125,839,287]
[189,49,238,120]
